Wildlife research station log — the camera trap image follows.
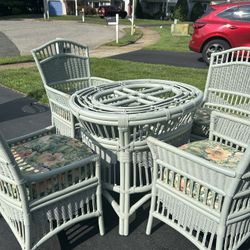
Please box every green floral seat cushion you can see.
[162,140,243,211]
[11,134,92,174]
[180,140,243,169]
[191,107,212,138]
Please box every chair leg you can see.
[98,214,105,236]
[146,193,157,235]
[24,223,31,250]
[96,160,105,236]
[146,212,154,235]
[215,233,224,250]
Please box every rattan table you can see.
[69,79,203,235]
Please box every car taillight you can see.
[193,22,206,29]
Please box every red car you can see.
[98,5,127,19]
[189,1,250,64]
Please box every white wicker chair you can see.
[0,126,104,250]
[191,47,250,140]
[147,111,250,250]
[31,38,113,138]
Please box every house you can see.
[44,0,230,18]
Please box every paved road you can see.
[0,19,117,56]
[110,49,207,69]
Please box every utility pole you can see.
[43,0,49,19]
[131,0,136,35]
[75,0,78,16]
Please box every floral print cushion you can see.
[180,140,243,169]
[191,107,212,138]
[11,134,92,174]
[161,140,243,211]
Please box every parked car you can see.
[189,1,250,64]
[98,5,127,19]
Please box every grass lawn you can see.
[0,55,34,65]
[105,28,143,46]
[44,15,173,26]
[0,58,207,104]
[145,26,192,52]
[0,14,173,26]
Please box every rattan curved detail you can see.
[69,79,203,235]
[31,38,113,138]
[192,47,250,140]
[147,111,250,249]
[0,127,104,250]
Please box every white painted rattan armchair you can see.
[147,111,250,250]
[31,38,113,138]
[0,126,104,250]
[191,47,250,140]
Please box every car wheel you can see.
[202,39,230,65]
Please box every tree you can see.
[135,0,143,19]
[0,0,43,16]
[173,0,188,21]
[190,2,204,22]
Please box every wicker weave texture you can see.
[192,47,250,140]
[70,79,203,235]
[31,38,113,138]
[0,127,104,250]
[147,111,250,250]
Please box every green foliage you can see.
[78,5,96,15]
[190,2,204,22]
[0,56,33,65]
[146,27,191,52]
[0,60,207,104]
[173,0,188,21]
[135,0,144,18]
[0,0,43,16]
[106,28,143,47]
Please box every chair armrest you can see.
[147,136,235,190]
[209,111,250,149]
[24,154,99,183]
[23,154,100,206]
[90,76,114,86]
[7,126,55,146]
[45,84,71,108]
[147,136,235,212]
[26,154,100,210]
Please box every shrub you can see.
[78,5,96,15]
[173,0,188,21]
[135,0,144,18]
[190,2,204,21]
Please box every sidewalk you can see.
[0,27,160,71]
[91,27,160,58]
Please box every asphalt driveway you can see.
[110,49,207,69]
[0,19,117,56]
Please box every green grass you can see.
[0,58,207,104]
[0,55,34,65]
[46,15,173,26]
[0,14,173,26]
[146,26,192,52]
[106,28,143,46]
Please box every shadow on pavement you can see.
[0,97,49,122]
